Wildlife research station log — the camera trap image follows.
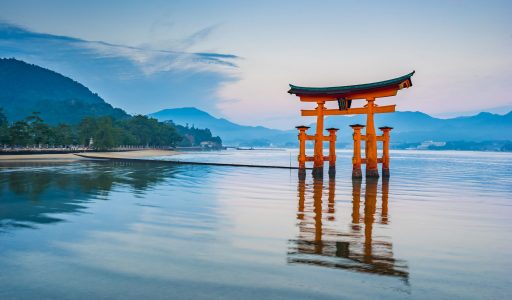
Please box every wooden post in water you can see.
[350,124,365,178]
[379,126,393,177]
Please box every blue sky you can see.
[0,0,511,128]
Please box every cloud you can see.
[180,24,220,50]
[0,22,238,75]
[0,21,240,114]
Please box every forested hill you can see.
[0,58,128,124]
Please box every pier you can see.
[74,153,312,170]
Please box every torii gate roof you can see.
[288,71,415,99]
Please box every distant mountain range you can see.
[150,107,512,147]
[320,110,512,143]
[149,107,293,146]
[1,57,510,149]
[0,58,128,124]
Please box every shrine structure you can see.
[289,71,415,178]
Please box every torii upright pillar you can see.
[296,125,310,179]
[350,124,365,178]
[379,126,393,177]
[312,101,325,177]
[365,98,379,177]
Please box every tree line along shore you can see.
[0,108,222,152]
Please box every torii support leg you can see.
[296,126,310,179]
[350,124,364,178]
[312,101,325,178]
[326,128,338,177]
[365,98,379,178]
[379,126,393,177]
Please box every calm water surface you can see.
[0,150,511,299]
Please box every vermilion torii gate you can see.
[288,71,415,178]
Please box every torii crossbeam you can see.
[289,71,415,178]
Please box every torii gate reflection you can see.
[288,177,409,281]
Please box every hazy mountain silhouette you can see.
[0,58,128,124]
[149,107,293,146]
[150,107,512,146]
[322,110,512,143]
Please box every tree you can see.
[78,117,98,146]
[0,108,9,145]
[115,126,137,145]
[119,115,181,146]
[92,117,116,150]
[0,108,7,126]
[9,120,30,146]
[2,112,184,150]
[174,123,222,147]
[120,115,154,145]
[51,123,75,146]
[26,112,51,146]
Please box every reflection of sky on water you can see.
[0,150,511,299]
[0,162,177,230]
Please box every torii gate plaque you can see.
[288,71,415,178]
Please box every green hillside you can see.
[0,59,221,149]
[0,58,128,124]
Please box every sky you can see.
[0,0,511,129]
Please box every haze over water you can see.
[1,150,511,299]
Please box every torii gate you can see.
[288,71,415,178]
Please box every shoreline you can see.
[0,149,179,163]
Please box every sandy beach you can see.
[0,149,178,162]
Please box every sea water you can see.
[0,150,511,299]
